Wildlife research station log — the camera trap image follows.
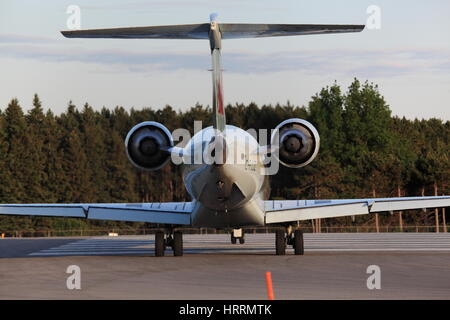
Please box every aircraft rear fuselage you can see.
[183,125,269,227]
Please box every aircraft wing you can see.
[0,202,192,225]
[265,196,450,224]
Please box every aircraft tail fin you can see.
[61,20,364,134]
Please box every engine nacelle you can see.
[125,121,173,171]
[271,118,320,168]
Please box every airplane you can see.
[1,14,449,256]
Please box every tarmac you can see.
[1,233,450,299]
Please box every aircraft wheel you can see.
[275,229,286,255]
[238,230,245,244]
[155,231,165,257]
[231,235,237,244]
[293,230,304,255]
[173,231,183,256]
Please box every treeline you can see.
[0,79,448,232]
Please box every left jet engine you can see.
[125,121,173,171]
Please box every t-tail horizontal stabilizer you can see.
[61,23,364,39]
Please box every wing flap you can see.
[0,205,86,218]
[88,206,191,224]
[0,202,192,225]
[265,196,450,224]
[266,201,369,224]
[370,197,450,213]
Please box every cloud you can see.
[81,0,262,11]
[82,1,209,10]
[0,34,58,44]
[0,35,449,78]
[0,43,209,72]
[223,49,450,77]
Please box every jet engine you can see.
[271,118,320,168]
[125,121,173,171]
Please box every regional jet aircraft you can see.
[1,15,449,256]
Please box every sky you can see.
[0,0,449,120]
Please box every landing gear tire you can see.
[155,231,165,257]
[231,229,245,244]
[275,229,286,255]
[173,231,183,256]
[293,230,304,255]
[238,230,245,244]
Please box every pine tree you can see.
[24,94,49,202]
[80,103,108,202]
[105,131,137,202]
[58,103,91,202]
[1,86,449,232]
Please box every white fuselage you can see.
[182,126,270,227]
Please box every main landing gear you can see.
[275,226,304,255]
[230,228,245,244]
[154,229,183,257]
